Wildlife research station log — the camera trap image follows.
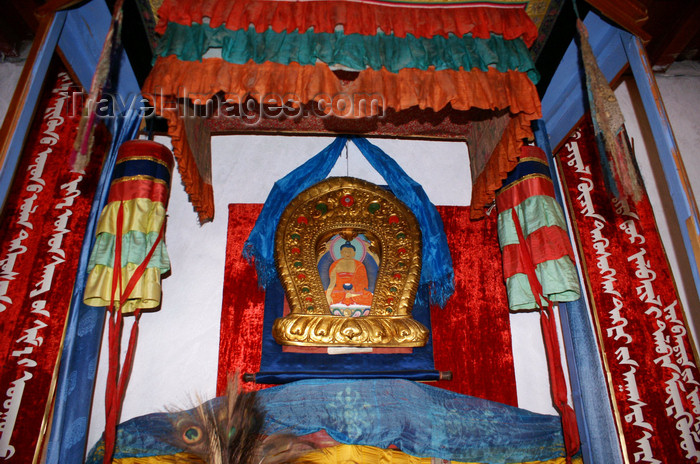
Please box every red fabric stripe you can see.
[495,174,555,211]
[519,144,548,163]
[116,139,174,169]
[107,178,171,204]
[104,203,166,464]
[156,0,538,46]
[501,225,574,278]
[510,209,580,461]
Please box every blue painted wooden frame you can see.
[0,12,67,212]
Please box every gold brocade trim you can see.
[107,446,583,464]
[517,156,549,165]
[111,175,169,187]
[115,155,173,171]
[113,452,204,463]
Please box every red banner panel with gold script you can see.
[0,66,107,462]
[556,117,700,463]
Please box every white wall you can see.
[615,61,700,344]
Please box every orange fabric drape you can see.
[155,0,537,46]
[470,112,536,218]
[143,57,541,220]
[144,57,540,117]
[160,108,214,223]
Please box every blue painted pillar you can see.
[622,34,700,310]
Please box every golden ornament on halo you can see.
[273,177,427,347]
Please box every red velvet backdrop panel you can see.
[430,205,516,404]
[218,204,517,406]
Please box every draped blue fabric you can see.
[256,280,439,383]
[85,379,567,464]
[45,107,142,464]
[260,379,566,463]
[352,138,454,308]
[243,137,454,308]
[157,23,540,82]
[243,137,348,286]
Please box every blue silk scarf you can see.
[243,137,454,308]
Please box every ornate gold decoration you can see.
[273,177,427,347]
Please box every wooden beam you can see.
[586,0,651,43]
[647,2,700,70]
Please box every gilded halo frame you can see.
[273,176,428,347]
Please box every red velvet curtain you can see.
[218,204,517,406]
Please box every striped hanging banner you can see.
[84,140,173,313]
[496,145,580,310]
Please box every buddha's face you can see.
[340,247,355,259]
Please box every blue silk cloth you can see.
[243,137,454,308]
[86,379,566,464]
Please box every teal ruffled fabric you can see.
[86,230,171,273]
[157,22,540,83]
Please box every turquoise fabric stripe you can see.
[497,195,568,247]
[505,257,581,310]
[87,230,171,272]
[157,22,539,82]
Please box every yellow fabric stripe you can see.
[296,444,583,464]
[96,198,167,235]
[84,266,164,313]
[109,446,584,464]
[113,452,204,463]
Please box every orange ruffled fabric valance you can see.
[155,0,537,46]
[143,57,541,221]
[145,57,541,117]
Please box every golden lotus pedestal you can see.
[272,313,429,347]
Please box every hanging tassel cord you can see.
[511,208,580,463]
[102,202,165,463]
